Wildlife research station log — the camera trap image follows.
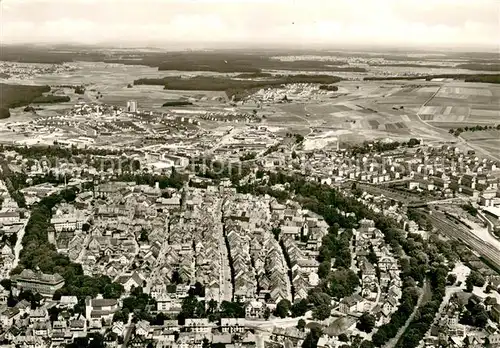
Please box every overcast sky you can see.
[1,0,499,49]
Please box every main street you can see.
[12,212,30,269]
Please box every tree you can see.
[291,299,309,317]
[407,138,420,147]
[302,326,323,348]
[219,301,245,318]
[312,303,331,320]
[0,279,12,291]
[465,271,485,292]
[207,299,218,314]
[171,270,182,284]
[179,295,205,320]
[74,86,85,95]
[367,246,378,265]
[139,229,149,242]
[7,291,17,307]
[263,307,271,320]
[318,261,331,278]
[357,313,376,333]
[372,328,389,347]
[103,283,124,299]
[275,299,291,318]
[461,305,488,328]
[8,233,17,246]
[48,306,61,322]
[113,310,128,323]
[338,333,349,342]
[360,341,375,348]
[272,227,281,241]
[446,273,457,286]
[328,268,359,299]
[307,291,331,307]
[297,318,306,331]
[189,282,205,297]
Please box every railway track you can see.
[427,212,500,269]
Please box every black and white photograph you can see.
[0,1,499,347]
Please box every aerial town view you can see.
[0,0,499,348]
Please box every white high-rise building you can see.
[127,100,137,113]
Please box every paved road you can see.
[383,280,430,348]
[122,320,134,348]
[246,313,312,329]
[457,134,500,162]
[12,212,30,269]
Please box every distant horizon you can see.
[1,41,498,54]
[1,0,499,52]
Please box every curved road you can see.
[383,280,430,348]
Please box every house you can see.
[136,320,152,338]
[29,308,48,323]
[489,334,500,347]
[116,272,144,292]
[59,295,78,309]
[157,293,181,313]
[32,321,50,337]
[69,317,87,337]
[491,304,500,323]
[381,296,399,316]
[378,256,398,272]
[213,334,233,345]
[0,307,20,327]
[14,299,31,315]
[485,297,498,311]
[112,322,125,337]
[339,294,364,314]
[0,211,20,225]
[379,272,391,288]
[11,269,65,297]
[0,284,9,306]
[220,318,246,334]
[184,318,212,333]
[85,296,118,323]
[50,203,88,232]
[13,335,45,348]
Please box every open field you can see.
[424,83,500,126]
[100,85,226,111]
[459,131,500,158]
[460,130,500,141]
[0,62,231,121]
[0,83,51,118]
[2,58,498,158]
[133,74,342,100]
